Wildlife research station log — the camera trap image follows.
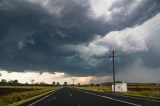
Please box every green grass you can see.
[0,86,60,106]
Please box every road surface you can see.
[27,87,160,106]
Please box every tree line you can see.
[0,79,61,86]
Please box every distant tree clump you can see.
[56,82,60,86]
[64,82,68,86]
[0,79,7,85]
[52,81,56,86]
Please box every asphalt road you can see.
[27,87,160,106]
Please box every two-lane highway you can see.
[27,87,160,106]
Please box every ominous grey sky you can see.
[0,0,160,83]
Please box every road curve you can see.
[27,87,160,106]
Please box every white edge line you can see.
[73,88,140,106]
[28,89,59,106]
[107,93,160,103]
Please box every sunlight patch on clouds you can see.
[62,13,160,57]
[89,0,113,19]
[89,0,144,22]
[83,13,160,53]
[64,41,109,57]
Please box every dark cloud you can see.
[0,0,160,77]
[0,0,109,74]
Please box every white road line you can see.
[107,93,160,103]
[70,93,72,96]
[53,97,56,100]
[28,89,59,106]
[73,88,140,106]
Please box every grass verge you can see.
[122,90,160,100]
[78,86,111,92]
[78,85,160,100]
[7,89,56,106]
[0,86,59,106]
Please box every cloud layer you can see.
[0,0,160,82]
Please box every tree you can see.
[64,82,67,86]
[56,82,60,86]
[0,79,7,85]
[52,81,56,86]
[90,83,94,86]
[13,79,18,85]
[1,79,6,83]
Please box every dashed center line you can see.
[70,93,72,96]
[53,97,56,100]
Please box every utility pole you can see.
[110,50,116,93]
[72,78,76,85]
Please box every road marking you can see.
[28,89,59,106]
[70,93,72,96]
[73,88,140,106]
[53,97,56,100]
[106,93,160,103]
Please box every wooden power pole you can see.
[112,50,116,93]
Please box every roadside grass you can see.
[128,84,160,90]
[0,85,51,89]
[7,89,56,106]
[0,86,59,106]
[78,86,111,92]
[78,84,160,100]
[123,90,160,100]
[125,84,160,99]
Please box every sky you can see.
[0,0,160,84]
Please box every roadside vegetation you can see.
[0,86,59,106]
[78,83,160,100]
[79,85,111,92]
[123,84,160,100]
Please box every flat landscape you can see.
[0,86,59,106]
[0,84,159,106]
[23,86,160,106]
[78,84,160,100]
[0,0,160,106]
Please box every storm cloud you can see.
[0,0,160,81]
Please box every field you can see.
[123,84,160,99]
[0,86,59,106]
[78,84,160,100]
[78,86,111,92]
